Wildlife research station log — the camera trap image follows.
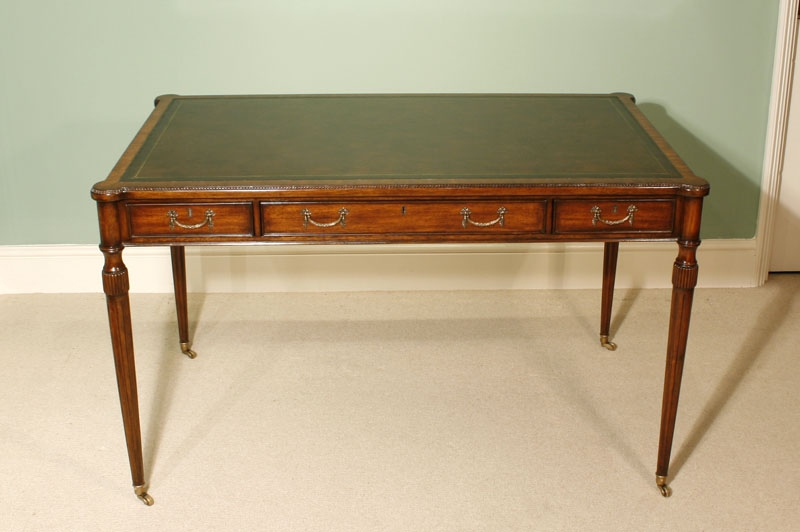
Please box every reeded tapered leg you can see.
[600,242,619,350]
[170,246,196,358]
[655,197,704,497]
[98,201,152,505]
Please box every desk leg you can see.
[656,198,703,497]
[170,246,196,359]
[98,202,152,506]
[600,242,619,351]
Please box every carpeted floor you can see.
[2,274,799,531]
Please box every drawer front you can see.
[553,199,675,234]
[261,201,546,236]
[127,202,254,238]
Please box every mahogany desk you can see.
[92,93,709,505]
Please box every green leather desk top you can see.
[116,94,690,186]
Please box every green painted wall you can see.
[0,1,780,244]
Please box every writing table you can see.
[92,93,709,505]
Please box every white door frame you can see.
[756,0,799,284]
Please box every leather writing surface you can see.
[122,94,681,183]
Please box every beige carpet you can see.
[2,274,799,531]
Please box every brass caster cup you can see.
[600,335,618,351]
[134,484,154,506]
[656,475,672,498]
[180,342,198,359]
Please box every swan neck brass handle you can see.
[302,207,349,229]
[591,204,637,226]
[167,209,215,231]
[461,206,507,228]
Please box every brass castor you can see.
[180,342,197,359]
[134,484,154,506]
[599,335,618,351]
[656,475,672,498]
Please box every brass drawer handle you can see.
[167,208,215,231]
[461,206,507,228]
[302,207,349,229]
[591,204,637,226]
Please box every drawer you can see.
[261,201,546,236]
[127,202,254,238]
[553,199,675,234]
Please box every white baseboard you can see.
[0,240,757,294]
